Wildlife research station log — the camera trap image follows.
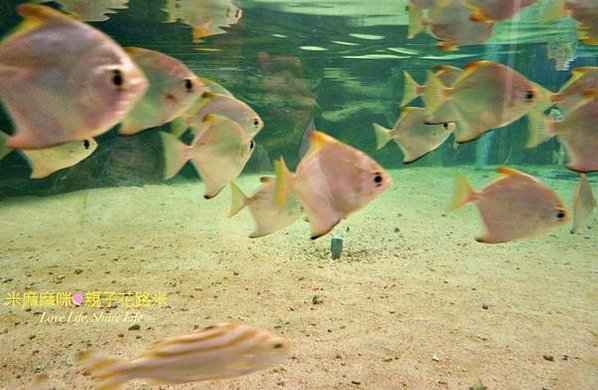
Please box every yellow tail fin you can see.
[400,71,422,107]
[274,157,294,212]
[423,70,449,115]
[448,174,476,212]
[407,3,425,39]
[372,123,392,150]
[170,117,189,138]
[160,131,189,179]
[229,182,248,218]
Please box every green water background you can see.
[0,0,596,196]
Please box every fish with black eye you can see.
[374,172,383,187]
[184,78,194,92]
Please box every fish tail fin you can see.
[76,351,128,390]
[400,71,422,107]
[160,131,190,179]
[170,117,189,138]
[448,174,476,212]
[229,182,248,218]
[372,123,392,150]
[274,157,294,211]
[423,70,450,115]
[526,110,554,148]
[407,3,425,39]
[0,130,12,161]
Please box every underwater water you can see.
[0,0,597,389]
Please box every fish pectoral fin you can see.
[309,212,342,240]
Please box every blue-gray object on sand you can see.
[331,236,343,259]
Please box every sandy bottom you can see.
[0,166,596,390]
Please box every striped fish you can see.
[77,322,290,389]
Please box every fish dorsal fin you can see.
[398,106,422,117]
[464,60,490,75]
[2,4,74,46]
[124,46,145,57]
[305,130,336,157]
[200,78,234,97]
[434,64,461,74]
[496,166,528,178]
[18,4,76,24]
[260,176,274,184]
[572,66,598,78]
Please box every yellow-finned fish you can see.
[0,131,97,179]
[160,114,254,199]
[408,0,495,51]
[373,107,455,163]
[401,64,463,107]
[163,0,243,42]
[77,322,290,389]
[424,60,551,144]
[119,47,206,136]
[449,167,569,243]
[571,173,596,234]
[551,67,598,113]
[275,130,391,239]
[549,94,598,173]
[38,0,129,22]
[465,0,537,22]
[0,4,148,149]
[173,92,263,139]
[229,177,304,238]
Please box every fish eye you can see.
[524,89,535,101]
[184,78,194,92]
[83,140,90,149]
[373,172,383,184]
[555,209,567,220]
[253,118,260,127]
[249,140,255,150]
[272,342,284,349]
[112,69,124,88]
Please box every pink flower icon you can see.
[72,293,84,306]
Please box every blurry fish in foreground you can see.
[163,0,242,42]
[550,67,598,113]
[465,0,537,22]
[424,60,551,144]
[0,4,148,150]
[38,0,129,22]
[275,131,391,239]
[77,322,290,389]
[571,173,596,234]
[373,107,455,163]
[449,167,569,243]
[543,0,598,45]
[119,47,206,136]
[401,65,463,107]
[408,0,495,51]
[161,114,254,199]
[229,178,303,238]
[0,131,97,179]
[548,94,598,173]
[173,92,263,139]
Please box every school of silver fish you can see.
[0,2,595,388]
